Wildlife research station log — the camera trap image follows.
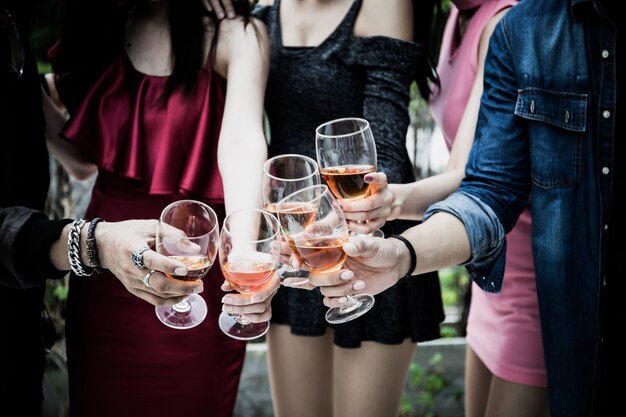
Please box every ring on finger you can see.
[143,269,156,289]
[131,245,150,269]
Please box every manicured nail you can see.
[222,296,233,304]
[340,270,354,280]
[364,175,373,183]
[227,11,235,18]
[338,296,348,304]
[352,281,365,291]
[193,286,203,294]
[174,267,187,276]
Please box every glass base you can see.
[325,294,375,324]
[155,294,207,330]
[219,312,269,341]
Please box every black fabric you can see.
[0,2,57,415]
[256,0,444,348]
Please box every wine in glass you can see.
[261,153,320,285]
[315,117,382,236]
[155,199,219,330]
[276,184,375,324]
[218,207,280,340]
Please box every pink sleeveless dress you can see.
[61,54,247,416]
[429,0,547,386]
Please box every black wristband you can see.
[86,217,105,273]
[388,234,416,281]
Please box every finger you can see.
[208,0,226,19]
[307,269,354,287]
[319,278,365,298]
[237,307,273,324]
[222,289,277,314]
[281,277,314,289]
[220,0,236,19]
[201,0,212,11]
[142,250,189,278]
[147,271,204,296]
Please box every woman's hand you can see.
[339,172,393,234]
[220,271,280,323]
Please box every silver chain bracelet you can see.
[67,219,94,276]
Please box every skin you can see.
[41,0,276,322]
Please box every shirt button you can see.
[602,50,609,58]
[603,110,611,118]
[602,167,610,175]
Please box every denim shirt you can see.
[424,1,616,416]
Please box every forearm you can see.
[388,168,465,221]
[402,211,471,276]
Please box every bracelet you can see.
[67,219,93,277]
[388,234,416,281]
[86,217,105,273]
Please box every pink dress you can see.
[429,0,547,386]
[60,54,248,416]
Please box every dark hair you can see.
[412,0,442,101]
[51,0,253,111]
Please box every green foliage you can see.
[438,267,469,307]
[399,353,449,417]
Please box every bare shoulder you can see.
[355,0,413,41]
[214,16,269,78]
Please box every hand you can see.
[202,0,255,20]
[95,220,204,307]
[319,235,406,308]
[339,172,393,234]
[220,271,280,323]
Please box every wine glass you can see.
[276,184,375,324]
[315,117,383,237]
[155,199,219,330]
[218,207,280,340]
[261,154,321,286]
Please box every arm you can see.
[41,74,97,180]
[214,17,279,321]
[215,17,269,215]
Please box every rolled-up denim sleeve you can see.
[424,192,507,293]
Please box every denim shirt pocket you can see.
[515,88,588,188]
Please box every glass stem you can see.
[172,298,191,313]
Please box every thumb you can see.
[343,237,382,259]
[364,171,387,186]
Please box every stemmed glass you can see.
[155,199,219,330]
[315,117,383,237]
[276,184,375,324]
[261,154,321,285]
[218,208,280,340]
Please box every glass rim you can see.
[159,199,219,238]
[276,184,331,213]
[315,117,370,139]
[222,207,280,243]
[262,153,320,182]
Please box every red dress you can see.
[62,54,247,417]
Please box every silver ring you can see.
[143,269,156,289]
[131,246,150,269]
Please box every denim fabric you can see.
[424,0,616,416]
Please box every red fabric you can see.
[62,54,226,203]
[63,56,246,417]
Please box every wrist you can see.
[387,234,416,281]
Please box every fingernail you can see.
[340,270,354,280]
[222,296,233,304]
[217,12,225,19]
[352,281,365,291]
[222,305,232,312]
[174,267,187,276]
[193,286,203,294]
[364,175,373,182]
[227,12,235,18]
[338,296,348,304]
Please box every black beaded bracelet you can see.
[388,234,416,281]
[86,217,105,273]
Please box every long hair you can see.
[413,0,442,101]
[51,0,253,111]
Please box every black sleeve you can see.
[0,207,72,288]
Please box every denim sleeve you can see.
[424,192,507,293]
